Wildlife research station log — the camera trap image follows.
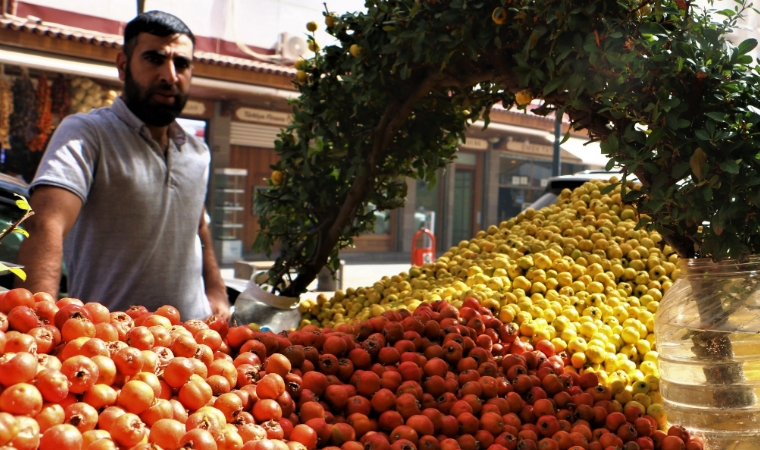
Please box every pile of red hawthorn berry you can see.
[0,288,701,450]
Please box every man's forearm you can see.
[199,221,226,295]
[16,223,64,297]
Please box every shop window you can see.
[415,179,438,232]
[532,161,552,188]
[251,186,268,215]
[498,187,545,222]
[176,118,208,142]
[562,162,585,175]
[499,157,532,185]
[452,170,474,244]
[455,152,477,165]
[497,155,589,221]
[497,156,551,222]
[367,203,391,235]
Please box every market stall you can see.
[0,66,120,182]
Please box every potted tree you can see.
[254,1,760,445]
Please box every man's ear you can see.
[116,51,128,82]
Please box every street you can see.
[221,261,413,301]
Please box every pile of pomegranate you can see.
[0,288,700,450]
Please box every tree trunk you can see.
[278,72,442,297]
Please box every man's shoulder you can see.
[183,132,211,154]
[56,107,117,137]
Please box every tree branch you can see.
[282,71,444,296]
[0,210,34,244]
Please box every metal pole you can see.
[137,0,146,14]
[552,113,561,176]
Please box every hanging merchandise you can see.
[0,78,12,149]
[9,71,36,147]
[50,75,70,120]
[70,77,103,114]
[103,89,120,107]
[29,74,52,152]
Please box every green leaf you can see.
[671,161,691,179]
[646,127,666,146]
[738,38,758,55]
[600,182,619,195]
[738,55,754,65]
[665,112,680,130]
[543,77,567,96]
[639,22,668,36]
[720,159,740,174]
[695,129,711,141]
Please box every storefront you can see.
[218,101,399,254]
[401,118,598,255]
[0,11,301,263]
[0,10,603,260]
[496,138,585,223]
[0,65,121,182]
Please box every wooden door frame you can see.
[229,145,280,252]
[347,209,397,252]
[454,151,484,242]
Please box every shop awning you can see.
[547,135,610,168]
[475,120,610,167]
[0,45,297,99]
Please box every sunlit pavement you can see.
[221,259,414,303]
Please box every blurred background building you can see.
[1,0,676,263]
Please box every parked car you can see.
[524,170,637,212]
[0,173,40,290]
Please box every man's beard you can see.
[122,65,189,127]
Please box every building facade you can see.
[0,0,602,263]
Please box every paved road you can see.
[222,259,417,329]
[221,262,413,300]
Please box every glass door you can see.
[452,169,474,244]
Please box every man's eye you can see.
[175,60,190,70]
[146,54,163,64]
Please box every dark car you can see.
[524,170,637,212]
[0,173,39,290]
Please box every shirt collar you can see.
[111,96,187,147]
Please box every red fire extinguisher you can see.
[411,229,436,266]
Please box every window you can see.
[455,152,477,165]
[366,203,391,235]
[251,186,268,216]
[497,155,587,222]
[415,178,439,232]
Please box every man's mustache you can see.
[148,84,181,97]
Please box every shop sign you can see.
[460,137,488,151]
[506,140,553,156]
[235,107,292,126]
[505,140,582,163]
[182,100,207,116]
[511,176,530,185]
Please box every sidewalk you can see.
[220,254,415,301]
[240,251,412,265]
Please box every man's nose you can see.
[158,58,178,85]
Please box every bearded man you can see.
[17,11,230,321]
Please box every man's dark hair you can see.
[123,11,195,58]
